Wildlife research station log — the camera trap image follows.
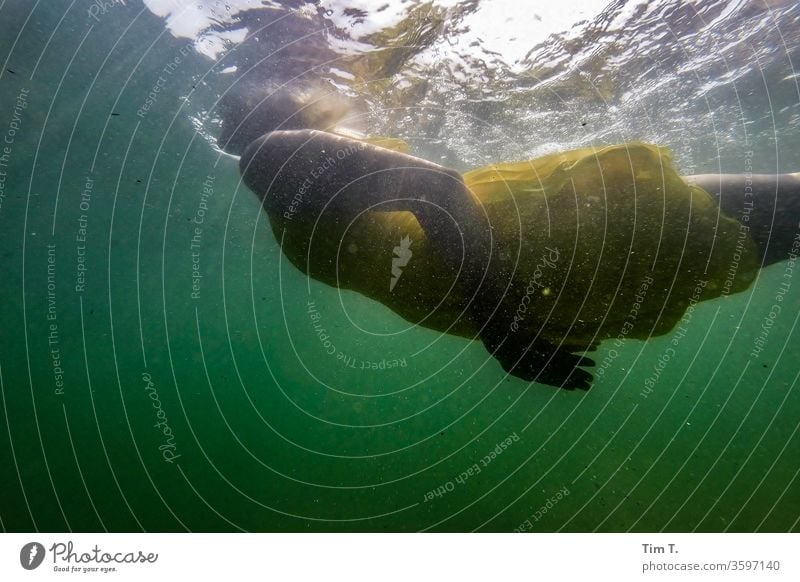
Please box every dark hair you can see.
[217,81,348,155]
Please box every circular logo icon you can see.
[20,542,45,570]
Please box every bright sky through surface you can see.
[143,0,611,63]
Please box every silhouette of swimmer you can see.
[224,89,800,389]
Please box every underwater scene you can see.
[0,0,798,532]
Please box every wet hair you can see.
[217,81,349,155]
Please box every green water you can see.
[0,1,798,532]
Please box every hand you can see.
[489,335,595,390]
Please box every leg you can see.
[685,173,800,266]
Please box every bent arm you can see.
[240,129,491,278]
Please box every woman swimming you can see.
[224,89,799,390]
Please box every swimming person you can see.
[224,90,799,390]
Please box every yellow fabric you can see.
[274,143,760,349]
[360,136,411,153]
[330,130,411,153]
[463,143,760,349]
